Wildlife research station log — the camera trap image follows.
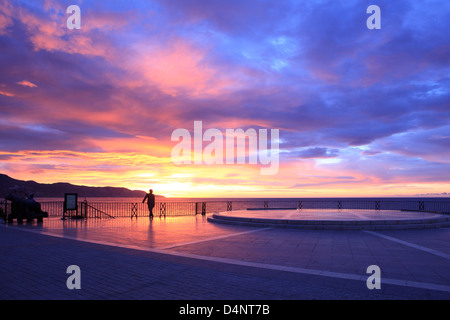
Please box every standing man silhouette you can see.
[142,189,155,218]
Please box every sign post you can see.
[63,193,78,220]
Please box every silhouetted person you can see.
[142,189,155,218]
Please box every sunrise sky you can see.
[0,0,449,198]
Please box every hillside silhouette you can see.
[0,173,160,199]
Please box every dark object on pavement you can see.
[4,194,48,223]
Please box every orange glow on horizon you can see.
[1,149,448,198]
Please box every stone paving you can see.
[1,214,450,300]
[208,209,450,229]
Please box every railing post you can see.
[196,202,204,215]
[83,200,88,219]
[1,200,5,224]
[202,202,206,215]
[131,203,138,218]
[160,202,166,218]
[375,201,380,211]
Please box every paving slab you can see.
[208,209,450,230]
[1,215,450,300]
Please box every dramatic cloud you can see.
[17,80,38,88]
[0,0,449,197]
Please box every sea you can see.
[33,196,450,204]
[21,196,450,218]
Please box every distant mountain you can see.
[0,173,162,199]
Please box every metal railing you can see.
[2,198,450,221]
[45,201,198,218]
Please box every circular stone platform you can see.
[207,209,450,230]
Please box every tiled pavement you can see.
[1,215,450,300]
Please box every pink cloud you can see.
[130,38,239,98]
[11,2,121,61]
[16,80,37,88]
[0,90,14,97]
[0,0,13,35]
